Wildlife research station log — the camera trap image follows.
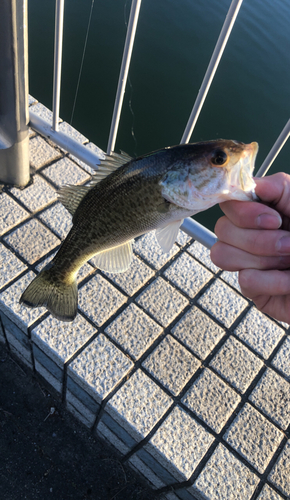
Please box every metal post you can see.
[107,0,142,155]
[180,0,243,144]
[52,0,65,132]
[256,118,290,177]
[0,0,30,187]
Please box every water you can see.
[28,0,290,230]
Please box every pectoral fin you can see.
[92,240,134,273]
[155,220,183,253]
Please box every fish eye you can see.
[211,150,227,166]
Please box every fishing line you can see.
[124,0,138,156]
[70,0,95,126]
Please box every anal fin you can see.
[92,240,134,273]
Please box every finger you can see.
[255,173,290,220]
[239,269,290,297]
[215,217,290,256]
[219,199,282,230]
[248,294,290,325]
[210,241,290,271]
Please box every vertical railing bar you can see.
[180,0,243,144]
[52,0,65,132]
[256,118,290,177]
[106,0,142,156]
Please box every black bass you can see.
[20,140,258,321]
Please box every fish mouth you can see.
[230,141,259,200]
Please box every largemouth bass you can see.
[20,139,258,321]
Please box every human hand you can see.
[210,172,290,323]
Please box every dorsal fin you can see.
[87,150,133,188]
[58,185,90,216]
[58,150,132,216]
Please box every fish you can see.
[20,139,258,322]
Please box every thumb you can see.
[255,173,290,219]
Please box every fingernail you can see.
[276,236,290,254]
[256,213,282,229]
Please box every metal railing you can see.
[2,0,290,248]
[0,0,30,187]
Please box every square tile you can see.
[187,241,219,273]
[96,420,131,456]
[29,135,62,169]
[66,391,96,428]
[198,280,248,328]
[257,484,284,500]
[171,306,225,360]
[4,219,61,264]
[5,329,33,368]
[69,141,105,175]
[29,102,59,123]
[1,313,31,351]
[142,335,201,396]
[11,175,57,212]
[164,492,180,500]
[105,303,163,360]
[224,403,283,473]
[164,253,213,298]
[176,230,192,247]
[271,337,290,380]
[135,277,189,327]
[28,94,38,105]
[58,121,88,144]
[39,203,73,239]
[66,375,100,418]
[134,232,180,269]
[78,274,127,326]
[220,270,241,292]
[190,444,259,500]
[145,406,214,482]
[98,254,154,295]
[128,453,166,489]
[42,157,90,188]
[0,271,46,332]
[67,333,133,404]
[0,243,27,290]
[32,343,63,383]
[210,336,264,393]
[31,314,97,367]
[182,368,241,433]
[134,448,177,487]
[268,440,290,497]
[106,369,173,442]
[97,411,138,452]
[0,193,29,235]
[249,369,290,430]
[234,307,285,359]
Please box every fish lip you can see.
[243,141,259,169]
[240,141,259,198]
[226,141,258,201]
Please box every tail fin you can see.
[20,263,78,322]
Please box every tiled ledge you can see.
[0,97,290,500]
